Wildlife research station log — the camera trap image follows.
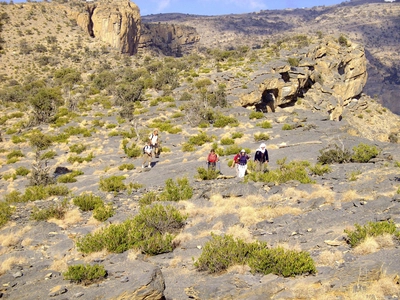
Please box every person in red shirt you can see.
[207,149,219,171]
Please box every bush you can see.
[338,34,348,47]
[73,193,104,211]
[231,132,244,139]
[139,191,160,206]
[256,120,272,129]
[344,220,400,248]
[187,131,213,146]
[159,177,193,201]
[196,166,220,180]
[7,150,24,160]
[69,143,86,154]
[181,142,196,152]
[0,202,14,228]
[254,133,270,142]
[122,140,143,158]
[31,200,68,221]
[15,166,30,176]
[248,246,316,277]
[288,57,300,67]
[249,111,264,119]
[4,185,69,203]
[317,144,352,164]
[63,264,107,285]
[99,176,126,193]
[220,137,234,145]
[30,87,63,124]
[194,234,263,273]
[351,143,380,163]
[41,150,57,160]
[57,170,84,183]
[213,114,239,128]
[93,204,115,222]
[282,124,294,130]
[77,204,186,255]
[67,153,94,164]
[308,163,332,176]
[118,163,135,171]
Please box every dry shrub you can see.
[283,187,309,200]
[172,232,193,245]
[21,238,32,247]
[226,225,254,243]
[353,236,379,255]
[292,282,324,299]
[0,225,31,247]
[0,257,28,275]
[127,249,141,261]
[211,221,223,231]
[169,256,182,268]
[341,190,361,202]
[306,185,336,204]
[317,250,344,266]
[82,250,108,263]
[49,256,69,272]
[375,233,394,248]
[49,208,82,228]
[226,264,251,275]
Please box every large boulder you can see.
[232,37,367,120]
[66,0,141,55]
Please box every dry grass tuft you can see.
[82,250,109,263]
[0,225,32,247]
[173,232,194,245]
[341,190,361,202]
[49,208,82,228]
[317,250,344,266]
[49,256,69,273]
[0,257,28,276]
[127,249,141,261]
[226,225,254,243]
[306,185,336,204]
[226,264,251,275]
[353,236,379,255]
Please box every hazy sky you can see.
[133,0,346,16]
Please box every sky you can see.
[133,0,347,16]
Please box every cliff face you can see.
[230,38,367,121]
[139,23,200,56]
[66,0,141,55]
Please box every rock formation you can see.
[139,23,200,56]
[66,0,141,55]
[227,37,367,121]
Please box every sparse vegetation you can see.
[63,264,107,285]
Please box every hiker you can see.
[254,143,269,172]
[232,149,250,178]
[149,129,160,158]
[231,152,240,176]
[142,140,152,169]
[207,149,219,171]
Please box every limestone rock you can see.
[66,0,141,55]
[139,23,200,56]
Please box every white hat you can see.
[260,143,266,148]
[240,149,246,153]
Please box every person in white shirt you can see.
[142,140,153,168]
[149,129,160,158]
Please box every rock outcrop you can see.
[228,37,367,121]
[139,23,200,56]
[66,0,141,55]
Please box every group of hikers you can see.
[141,129,269,178]
[207,143,269,178]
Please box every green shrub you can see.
[395,161,400,168]
[139,191,160,206]
[182,142,196,152]
[282,124,294,130]
[220,137,234,145]
[344,220,400,248]
[122,140,142,158]
[347,170,361,181]
[159,177,193,201]
[256,120,272,129]
[248,246,316,277]
[0,202,14,228]
[11,135,26,144]
[77,204,186,255]
[69,143,87,154]
[63,264,107,285]
[3,172,17,181]
[194,234,263,273]
[41,150,57,160]
[308,163,332,176]
[213,114,239,128]
[118,163,135,171]
[7,150,24,160]
[317,144,352,164]
[15,166,30,176]
[99,175,126,192]
[93,204,115,222]
[57,170,84,183]
[67,153,94,164]
[31,200,68,221]
[288,57,300,67]
[4,185,69,203]
[351,143,380,163]
[73,193,104,211]
[187,131,213,146]
[149,119,182,134]
[247,158,313,184]
[231,132,244,139]
[249,111,264,119]
[254,133,270,142]
[196,167,220,180]
[338,34,348,47]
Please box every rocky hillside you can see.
[142,0,400,115]
[1,1,400,299]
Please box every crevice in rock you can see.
[86,4,96,38]
[280,72,290,83]
[255,89,278,112]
